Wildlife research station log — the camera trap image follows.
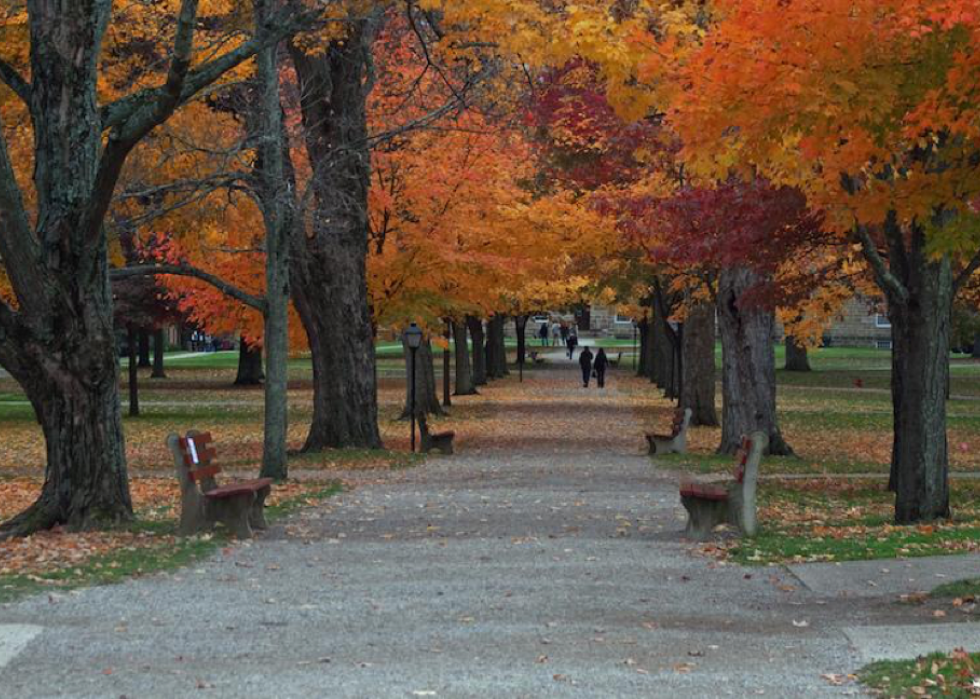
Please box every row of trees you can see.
[1,1,976,534]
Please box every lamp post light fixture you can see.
[405,322,424,452]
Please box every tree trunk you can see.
[637,317,650,377]
[884,250,952,522]
[716,266,792,455]
[467,316,487,386]
[514,315,529,365]
[151,328,167,379]
[234,337,265,386]
[453,319,478,395]
[255,15,291,481]
[784,336,812,372]
[0,356,133,537]
[137,328,151,368]
[288,18,383,451]
[402,340,444,418]
[651,313,668,388]
[682,302,718,426]
[442,320,452,408]
[127,325,140,418]
[486,315,509,379]
[972,331,980,359]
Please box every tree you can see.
[0,1,303,537]
[666,0,980,521]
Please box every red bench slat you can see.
[204,478,274,499]
[680,482,729,501]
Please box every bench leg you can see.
[207,494,255,538]
[681,495,729,539]
[249,486,271,531]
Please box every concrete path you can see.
[0,360,977,697]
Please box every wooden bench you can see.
[679,431,768,539]
[166,430,273,538]
[419,414,455,454]
[645,407,693,455]
[607,352,624,367]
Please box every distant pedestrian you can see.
[551,321,561,346]
[593,348,608,388]
[578,346,594,387]
[559,322,569,345]
[566,332,578,359]
[538,322,549,346]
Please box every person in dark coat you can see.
[538,322,549,346]
[578,346,594,387]
[566,332,578,359]
[593,347,609,388]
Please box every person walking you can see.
[593,347,609,388]
[538,322,549,347]
[559,322,569,345]
[566,331,578,359]
[578,345,594,387]
[551,320,561,346]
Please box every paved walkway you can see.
[1,358,978,697]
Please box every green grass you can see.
[0,482,342,604]
[728,525,980,565]
[860,651,980,698]
[930,577,980,599]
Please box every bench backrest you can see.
[733,435,753,483]
[670,408,693,438]
[174,431,222,485]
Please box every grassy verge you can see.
[0,481,341,604]
[860,650,980,698]
[696,479,980,565]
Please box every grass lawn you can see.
[860,650,980,698]
[0,480,342,603]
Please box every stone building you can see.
[587,296,894,348]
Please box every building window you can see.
[874,314,891,328]
[614,314,633,325]
[876,339,893,350]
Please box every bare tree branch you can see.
[0,58,30,106]
[954,248,980,294]
[110,264,268,312]
[854,225,909,305]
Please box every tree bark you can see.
[682,302,718,427]
[127,325,140,418]
[514,315,529,366]
[973,331,980,359]
[234,337,265,386]
[151,328,167,379]
[784,336,812,372]
[865,226,953,522]
[137,328,151,368]
[716,266,792,455]
[637,317,650,377]
[255,8,291,480]
[467,316,487,386]
[402,340,444,418]
[288,16,383,451]
[453,319,478,395]
[442,320,452,407]
[486,315,509,379]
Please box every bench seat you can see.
[206,478,274,499]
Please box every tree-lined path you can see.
[6,362,968,697]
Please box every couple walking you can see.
[577,346,609,388]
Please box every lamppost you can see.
[405,322,423,453]
[632,319,638,372]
